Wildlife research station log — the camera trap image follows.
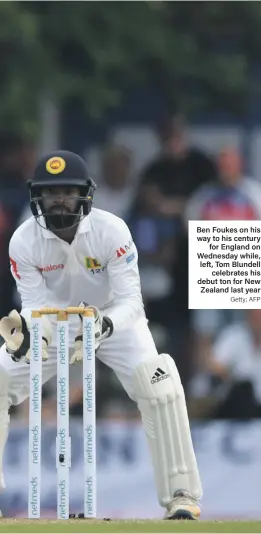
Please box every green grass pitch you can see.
[0,520,260,533]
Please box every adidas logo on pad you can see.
[151,367,169,384]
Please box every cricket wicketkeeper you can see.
[0,151,202,519]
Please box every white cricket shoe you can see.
[165,490,200,520]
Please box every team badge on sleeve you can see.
[46,156,66,174]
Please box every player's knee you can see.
[0,364,19,410]
[0,345,30,408]
[0,366,9,392]
[132,354,183,401]
[0,342,8,360]
[0,365,11,405]
[0,366,10,423]
[132,353,184,402]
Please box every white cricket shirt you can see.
[9,208,145,336]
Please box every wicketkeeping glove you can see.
[70,304,113,363]
[0,310,52,363]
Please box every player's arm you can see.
[104,219,143,330]
[0,234,52,362]
[9,233,48,309]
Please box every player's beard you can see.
[45,205,79,230]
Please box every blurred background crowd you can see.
[1,1,261,425]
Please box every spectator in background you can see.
[185,146,261,222]
[93,144,135,220]
[140,113,216,219]
[199,310,261,420]
[127,182,177,328]
[0,133,36,318]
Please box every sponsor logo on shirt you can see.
[116,247,126,258]
[38,264,64,272]
[116,239,133,258]
[126,252,135,264]
[85,257,104,274]
[9,257,21,280]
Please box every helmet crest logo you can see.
[46,157,66,174]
